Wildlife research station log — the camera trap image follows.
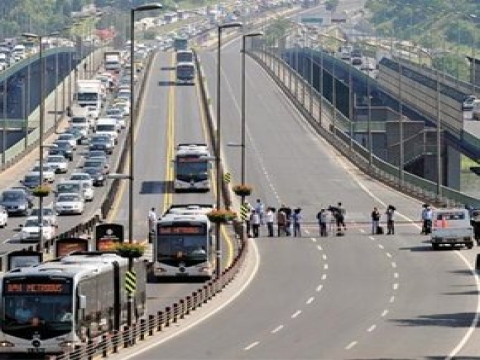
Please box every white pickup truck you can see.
[431,208,474,250]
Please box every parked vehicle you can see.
[431,208,474,250]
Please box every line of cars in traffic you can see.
[0,66,134,244]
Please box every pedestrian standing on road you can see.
[385,205,396,235]
[293,208,302,237]
[317,208,328,237]
[277,208,287,236]
[265,207,275,237]
[255,199,265,225]
[250,209,260,238]
[148,207,157,234]
[371,207,381,235]
[421,204,433,235]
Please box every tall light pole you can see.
[22,31,58,254]
[240,31,263,207]
[128,3,162,327]
[215,22,242,279]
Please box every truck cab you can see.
[431,208,474,250]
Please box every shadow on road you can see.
[140,181,173,194]
[390,312,475,328]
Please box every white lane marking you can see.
[311,238,317,242]
[322,254,327,260]
[394,272,399,279]
[244,342,259,351]
[271,325,284,334]
[316,284,323,292]
[367,324,376,332]
[369,236,375,241]
[306,297,314,305]
[345,341,357,350]
[378,244,384,250]
[291,310,301,318]
[386,252,392,258]
[359,228,365,233]
[317,245,322,251]
[381,310,389,317]
[391,262,397,268]
[390,296,395,303]
[305,229,310,234]
[117,238,261,360]
[323,264,329,270]
[321,274,327,280]
[393,283,399,290]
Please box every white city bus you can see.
[176,61,196,85]
[0,252,146,355]
[173,144,211,191]
[152,204,214,280]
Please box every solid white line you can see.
[291,310,301,318]
[381,310,389,317]
[117,239,261,360]
[386,252,392,258]
[391,262,397,268]
[316,284,323,292]
[306,297,314,305]
[244,342,259,351]
[345,341,357,350]
[393,283,399,290]
[367,324,376,332]
[321,274,327,280]
[389,296,395,303]
[271,325,284,333]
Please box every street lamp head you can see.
[244,31,264,38]
[133,3,163,12]
[219,22,243,30]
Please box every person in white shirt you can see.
[265,207,275,237]
[250,210,260,238]
[148,207,157,233]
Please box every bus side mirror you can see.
[79,295,87,309]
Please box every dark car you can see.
[89,138,113,155]
[82,159,109,175]
[83,167,106,186]
[86,150,108,158]
[0,189,33,216]
[51,140,74,161]
[21,173,41,189]
[11,186,34,205]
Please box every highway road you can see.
[107,50,236,316]
[111,34,480,359]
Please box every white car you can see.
[55,193,85,215]
[20,216,55,242]
[76,181,94,201]
[70,173,93,187]
[0,205,8,228]
[30,207,58,228]
[30,164,56,183]
[87,106,100,120]
[45,155,68,174]
[57,133,77,150]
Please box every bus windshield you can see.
[177,64,195,79]
[157,224,209,265]
[77,93,99,102]
[2,280,73,340]
[175,158,208,181]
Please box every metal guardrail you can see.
[250,49,480,208]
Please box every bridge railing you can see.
[250,48,480,208]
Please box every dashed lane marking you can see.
[271,325,283,334]
[244,342,259,351]
[291,310,301,319]
[345,341,357,350]
[306,297,314,305]
[367,325,377,332]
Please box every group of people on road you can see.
[245,200,303,238]
[371,204,396,235]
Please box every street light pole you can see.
[127,3,162,327]
[241,32,263,207]
[23,31,58,254]
[215,22,242,279]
